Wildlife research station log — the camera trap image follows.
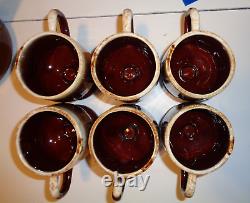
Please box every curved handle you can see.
[49,169,73,199]
[184,8,200,33]
[122,9,134,33]
[48,9,70,36]
[181,170,197,198]
[112,176,126,201]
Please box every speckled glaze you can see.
[15,9,93,101]
[16,104,96,199]
[160,103,234,198]
[91,9,160,102]
[88,104,159,200]
[162,8,235,100]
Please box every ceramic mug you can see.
[160,103,234,197]
[88,104,159,200]
[16,104,97,198]
[162,8,235,100]
[16,9,93,101]
[91,9,160,102]
[0,19,12,81]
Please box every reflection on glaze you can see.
[93,111,155,173]
[170,109,229,170]
[170,35,230,94]
[20,35,78,96]
[96,37,156,96]
[20,111,77,172]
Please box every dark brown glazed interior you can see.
[0,20,12,80]
[170,35,230,94]
[96,36,156,96]
[93,111,155,173]
[20,111,77,172]
[170,108,230,170]
[20,35,79,96]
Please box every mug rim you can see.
[164,30,236,100]
[16,105,85,176]
[88,105,159,177]
[164,103,234,175]
[91,32,160,102]
[16,31,87,101]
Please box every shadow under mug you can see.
[88,105,159,200]
[91,9,160,102]
[16,104,97,199]
[16,9,93,101]
[160,103,234,197]
[162,8,235,100]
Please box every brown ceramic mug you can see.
[88,104,159,200]
[162,8,235,100]
[0,19,12,81]
[16,104,96,198]
[160,103,234,197]
[16,9,93,101]
[91,9,160,102]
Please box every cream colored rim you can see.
[16,32,86,101]
[16,106,83,176]
[88,105,159,177]
[164,31,236,100]
[165,103,234,175]
[91,33,160,102]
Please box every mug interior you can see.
[166,31,235,99]
[17,108,80,174]
[17,33,82,98]
[166,105,233,174]
[89,106,159,176]
[92,34,160,100]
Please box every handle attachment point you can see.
[48,9,70,36]
[122,9,134,33]
[112,175,126,201]
[184,8,200,33]
[49,169,73,199]
[181,170,197,198]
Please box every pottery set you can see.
[12,8,235,200]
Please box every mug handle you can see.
[112,176,126,201]
[122,9,134,33]
[49,169,73,199]
[184,8,200,33]
[181,170,197,198]
[48,9,70,36]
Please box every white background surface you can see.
[0,0,250,203]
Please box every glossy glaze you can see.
[93,111,155,173]
[20,35,79,96]
[0,20,12,80]
[20,111,77,172]
[170,109,229,170]
[96,37,156,96]
[170,35,230,94]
